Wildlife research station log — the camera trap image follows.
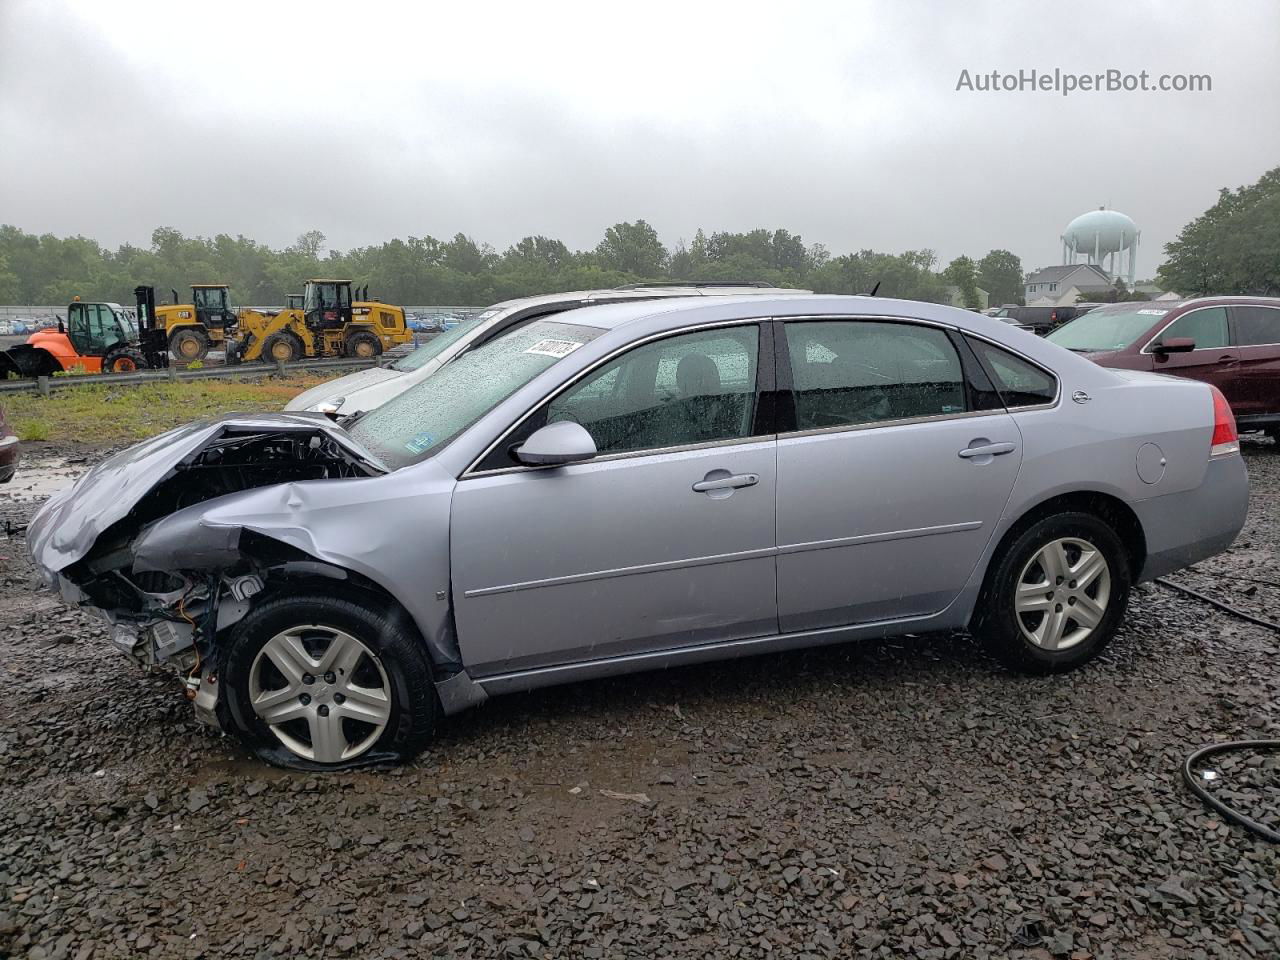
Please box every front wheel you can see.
[222,593,438,769]
[973,512,1131,673]
[102,345,147,373]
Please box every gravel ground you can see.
[0,441,1277,960]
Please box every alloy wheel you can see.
[1014,537,1111,651]
[248,625,391,763]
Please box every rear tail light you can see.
[1209,386,1239,457]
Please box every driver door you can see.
[449,323,779,677]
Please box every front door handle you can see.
[1218,355,1239,364]
[958,441,1016,459]
[693,472,759,493]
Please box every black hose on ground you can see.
[1155,577,1280,632]
[1155,580,1278,841]
[1181,741,1280,843]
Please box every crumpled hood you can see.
[27,412,382,574]
[284,365,403,412]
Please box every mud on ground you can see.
[0,440,1276,959]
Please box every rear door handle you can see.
[958,442,1017,459]
[692,473,759,492]
[1218,355,1240,364]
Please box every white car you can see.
[286,283,809,416]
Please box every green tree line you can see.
[0,221,1024,310]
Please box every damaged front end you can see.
[29,415,388,728]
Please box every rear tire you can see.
[102,345,147,373]
[972,512,1131,674]
[168,328,210,363]
[222,592,438,770]
[344,330,382,359]
[260,332,303,363]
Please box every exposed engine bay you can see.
[49,423,379,726]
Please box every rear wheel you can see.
[168,328,209,362]
[102,345,146,373]
[222,592,438,769]
[261,332,303,363]
[973,512,1131,673]
[344,330,382,358]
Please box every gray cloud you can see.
[2,0,1278,277]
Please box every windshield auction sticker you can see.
[525,339,583,359]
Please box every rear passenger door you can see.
[774,318,1024,632]
[1227,304,1280,421]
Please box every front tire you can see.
[222,592,437,769]
[973,512,1131,673]
[102,345,147,373]
[260,331,303,363]
[169,328,210,362]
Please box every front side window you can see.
[349,320,602,469]
[783,321,966,430]
[1156,307,1228,350]
[1231,305,1280,346]
[968,338,1057,407]
[546,326,760,454]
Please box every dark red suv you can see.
[1046,297,1280,437]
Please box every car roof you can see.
[483,284,811,314]
[545,293,1021,336]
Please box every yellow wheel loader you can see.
[229,280,412,363]
[154,284,239,362]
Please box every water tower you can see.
[1062,207,1140,283]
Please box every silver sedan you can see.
[28,295,1248,769]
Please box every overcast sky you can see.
[2,0,1278,276]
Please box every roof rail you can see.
[612,280,772,290]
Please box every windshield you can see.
[350,319,602,469]
[390,309,501,372]
[1045,307,1169,352]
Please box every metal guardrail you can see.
[0,355,381,395]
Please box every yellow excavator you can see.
[230,279,413,363]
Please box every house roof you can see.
[1025,264,1112,285]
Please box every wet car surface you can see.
[26,295,1249,770]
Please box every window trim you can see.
[772,314,1011,439]
[1227,303,1280,349]
[1139,306,1232,355]
[963,330,1061,412]
[462,318,772,478]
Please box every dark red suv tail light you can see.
[1210,386,1239,457]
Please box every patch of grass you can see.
[16,417,51,441]
[3,374,333,445]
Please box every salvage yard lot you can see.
[4,374,329,444]
[0,414,1277,957]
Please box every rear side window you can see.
[783,321,966,430]
[967,338,1057,407]
[1156,307,1228,349]
[1231,305,1280,346]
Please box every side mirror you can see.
[1154,337,1195,356]
[515,421,597,467]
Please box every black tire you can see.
[344,330,382,358]
[972,512,1131,674]
[260,331,303,363]
[168,327,209,362]
[101,345,147,373]
[222,591,438,770]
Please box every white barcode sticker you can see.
[525,339,583,358]
[1136,308,1168,315]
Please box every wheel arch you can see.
[981,489,1147,598]
[226,530,466,678]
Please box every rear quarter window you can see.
[967,338,1057,407]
